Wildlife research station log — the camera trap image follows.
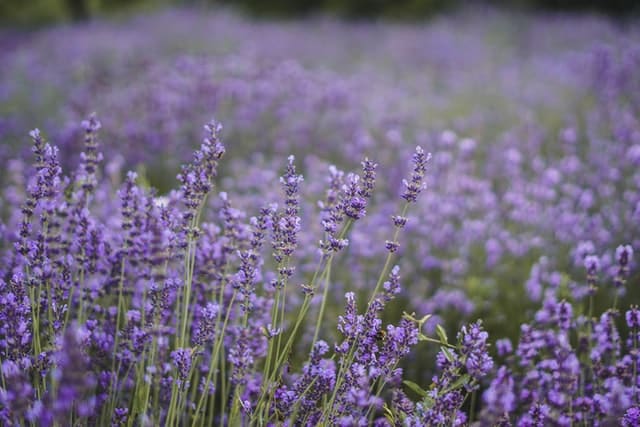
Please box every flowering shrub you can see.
[1,112,637,425]
[0,116,485,425]
[1,8,639,426]
[480,245,638,425]
[2,12,638,336]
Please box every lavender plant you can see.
[2,11,639,350]
[1,111,638,425]
[479,246,638,426]
[1,8,639,426]
[1,116,486,425]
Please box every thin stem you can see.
[311,261,332,346]
[368,203,409,304]
[634,325,638,404]
[106,253,128,418]
[469,390,477,423]
[192,291,238,424]
[311,219,353,348]
[253,295,313,422]
[324,203,410,421]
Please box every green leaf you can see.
[436,324,448,344]
[403,312,432,328]
[403,380,428,398]
[440,346,454,363]
[382,403,395,424]
[444,374,471,394]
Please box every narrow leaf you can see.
[436,324,448,344]
[444,374,471,394]
[403,380,428,398]
[441,346,454,363]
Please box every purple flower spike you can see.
[626,306,640,329]
[401,146,431,203]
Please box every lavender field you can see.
[1,7,639,426]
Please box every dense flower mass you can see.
[0,118,440,424]
[0,7,639,426]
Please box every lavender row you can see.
[1,11,638,334]
[0,113,637,425]
[0,8,639,425]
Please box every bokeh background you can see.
[1,0,639,391]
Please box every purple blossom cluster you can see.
[1,10,639,339]
[1,100,638,427]
[480,250,639,426]
[0,7,639,426]
[0,117,450,425]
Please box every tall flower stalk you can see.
[1,114,638,427]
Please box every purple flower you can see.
[177,119,225,237]
[342,174,367,220]
[284,340,336,419]
[616,245,634,266]
[584,254,600,274]
[229,328,255,387]
[358,158,377,199]
[111,407,129,427]
[336,292,363,354]
[271,155,303,264]
[401,146,431,203]
[391,215,408,228]
[0,359,34,423]
[556,300,572,331]
[615,244,634,288]
[496,338,513,357]
[382,265,401,300]
[193,302,218,346]
[171,348,193,388]
[518,403,550,427]
[626,306,640,329]
[51,324,97,422]
[622,406,640,427]
[77,113,102,195]
[460,321,493,382]
[484,366,516,414]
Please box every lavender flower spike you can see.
[401,146,431,203]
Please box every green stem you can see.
[192,291,238,424]
[253,296,313,422]
[311,261,332,347]
[368,203,409,304]
[311,219,353,348]
[633,325,638,403]
[469,390,477,423]
[106,254,128,418]
[219,344,228,427]
[324,204,410,421]
[275,259,290,368]
[178,237,196,348]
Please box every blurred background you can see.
[1,0,637,26]
[1,0,639,389]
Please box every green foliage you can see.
[0,0,153,26]
[213,0,638,19]
[323,0,453,19]
[0,0,67,26]
[403,379,429,398]
[2,0,637,27]
[214,0,459,19]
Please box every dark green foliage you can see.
[0,0,67,26]
[2,0,638,26]
[214,0,454,20]
[214,0,638,19]
[0,0,149,26]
